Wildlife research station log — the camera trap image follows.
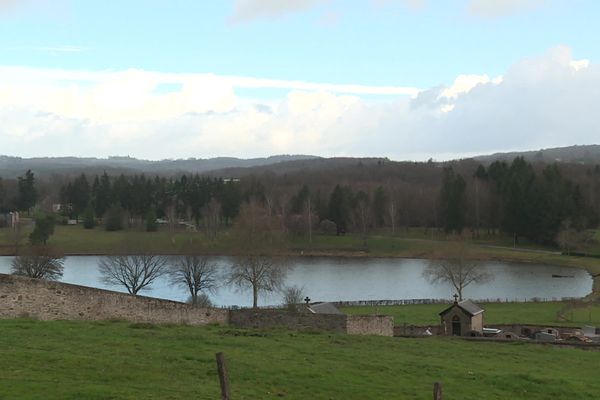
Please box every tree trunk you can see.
[252,285,258,309]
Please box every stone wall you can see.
[0,274,393,336]
[0,274,229,325]
[346,315,394,336]
[230,309,393,336]
[230,309,348,333]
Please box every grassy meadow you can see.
[342,301,600,327]
[1,319,599,400]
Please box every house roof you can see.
[439,299,484,317]
[308,302,344,315]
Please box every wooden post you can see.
[216,352,231,400]
[433,382,442,400]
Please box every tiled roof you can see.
[308,302,345,315]
[439,299,484,317]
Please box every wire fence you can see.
[334,297,580,307]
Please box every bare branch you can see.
[169,255,219,305]
[99,254,168,295]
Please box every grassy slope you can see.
[1,319,600,400]
[342,302,600,327]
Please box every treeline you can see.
[441,158,598,244]
[2,157,600,248]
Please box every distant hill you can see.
[474,145,600,165]
[0,154,320,178]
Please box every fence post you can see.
[216,352,231,400]
[433,382,442,400]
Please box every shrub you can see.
[318,219,337,235]
[145,209,158,232]
[104,205,125,231]
[83,205,95,229]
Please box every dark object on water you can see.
[552,274,575,278]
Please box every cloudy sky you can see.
[1,0,599,161]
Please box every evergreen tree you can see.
[83,205,95,229]
[502,157,536,244]
[328,185,352,235]
[104,204,125,231]
[145,208,158,232]
[372,186,387,228]
[29,214,55,245]
[17,169,37,212]
[439,167,466,234]
[93,172,112,218]
[290,185,310,214]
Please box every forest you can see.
[1,156,599,249]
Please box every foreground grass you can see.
[1,319,599,399]
[342,301,600,327]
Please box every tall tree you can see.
[372,186,387,228]
[328,185,352,235]
[423,244,492,300]
[502,157,536,245]
[17,169,37,212]
[169,255,219,305]
[353,190,371,247]
[439,167,467,234]
[99,253,168,295]
[93,172,112,218]
[227,255,286,309]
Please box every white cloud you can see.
[0,0,21,13]
[373,0,427,11]
[467,0,546,18]
[0,46,598,160]
[231,0,330,22]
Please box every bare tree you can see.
[228,255,287,309]
[423,245,492,300]
[169,255,219,305]
[11,247,65,281]
[201,197,221,241]
[99,254,168,295]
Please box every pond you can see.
[0,256,593,307]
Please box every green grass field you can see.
[1,319,599,399]
[342,301,600,327]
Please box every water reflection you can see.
[0,256,592,307]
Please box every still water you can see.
[0,256,593,307]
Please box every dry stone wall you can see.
[230,309,348,333]
[0,274,393,336]
[346,315,394,336]
[0,273,229,325]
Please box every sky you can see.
[1,0,599,161]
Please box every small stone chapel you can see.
[439,295,484,336]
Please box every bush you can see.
[104,205,125,231]
[318,219,337,235]
[83,205,95,229]
[145,209,158,232]
[11,247,65,280]
[29,214,55,245]
[189,293,213,308]
[281,285,305,312]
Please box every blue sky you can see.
[1,0,599,160]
